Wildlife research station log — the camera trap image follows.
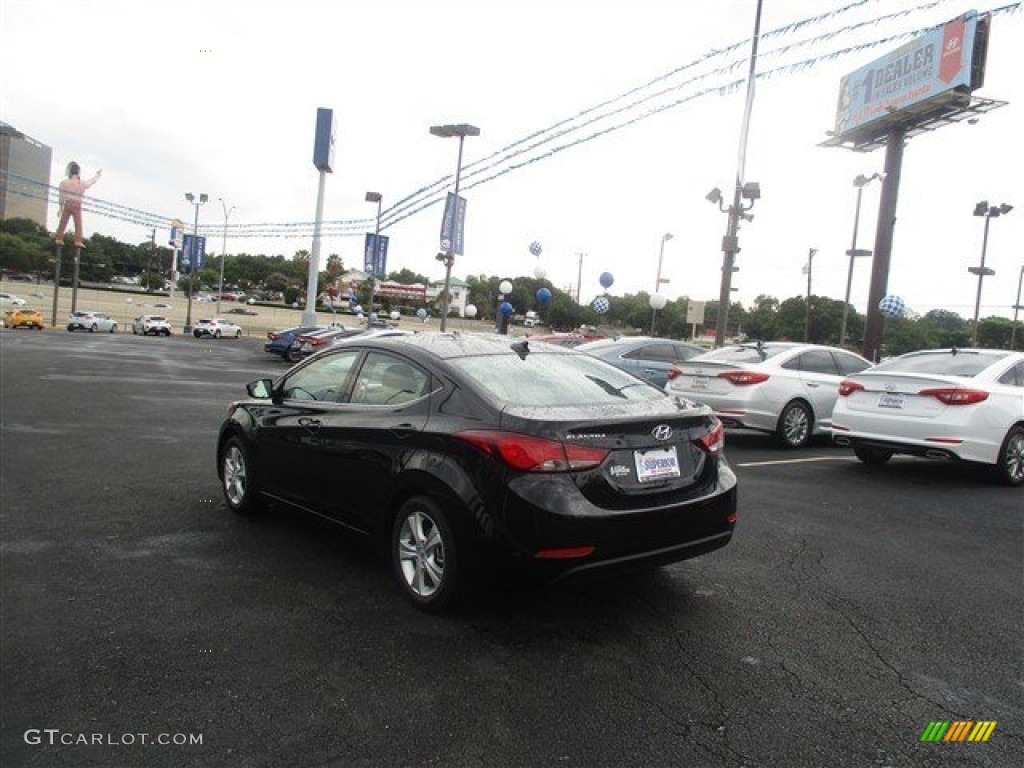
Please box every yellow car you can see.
[3,308,45,330]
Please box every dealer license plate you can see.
[878,393,905,409]
[634,446,681,483]
[691,375,709,390]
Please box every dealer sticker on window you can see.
[634,446,681,482]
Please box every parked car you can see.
[286,326,361,362]
[576,336,705,389]
[225,307,258,316]
[664,342,873,449]
[831,348,1024,485]
[217,333,737,611]
[0,292,28,308]
[265,325,322,360]
[527,332,597,348]
[132,314,172,336]
[193,318,242,339]
[3,308,44,329]
[67,310,118,333]
[327,328,413,349]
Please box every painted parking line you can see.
[735,456,859,467]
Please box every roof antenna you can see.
[510,339,530,360]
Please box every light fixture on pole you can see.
[840,173,882,347]
[707,181,760,346]
[970,201,1013,346]
[365,191,383,324]
[217,198,236,316]
[430,122,479,332]
[650,232,674,335]
[1010,264,1024,351]
[184,192,208,333]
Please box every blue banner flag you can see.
[363,233,389,277]
[439,193,467,256]
[181,234,207,271]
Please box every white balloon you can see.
[499,280,513,295]
[465,304,478,318]
[649,293,668,310]
[533,265,548,280]
[390,311,400,321]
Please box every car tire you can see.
[163,330,171,336]
[109,324,117,333]
[67,325,74,332]
[776,400,813,449]
[235,330,241,339]
[391,496,461,613]
[89,324,97,332]
[853,445,892,466]
[992,425,1024,487]
[214,329,222,339]
[219,437,264,516]
[193,330,201,338]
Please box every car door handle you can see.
[390,423,419,438]
[806,381,821,388]
[298,417,322,432]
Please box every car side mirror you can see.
[246,378,274,399]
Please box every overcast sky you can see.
[2,0,1022,319]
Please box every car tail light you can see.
[719,370,770,385]
[311,337,329,346]
[268,332,281,340]
[697,419,724,454]
[534,546,595,559]
[455,430,609,472]
[666,368,682,381]
[919,388,989,406]
[838,380,864,396]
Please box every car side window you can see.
[350,352,430,406]
[795,350,840,375]
[833,351,871,375]
[997,362,1024,387]
[280,350,360,402]
[624,343,676,362]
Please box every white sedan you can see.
[665,342,873,448]
[831,348,1024,485]
[67,310,118,333]
[194,318,242,339]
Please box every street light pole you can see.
[217,198,235,316]
[365,191,383,324]
[803,247,817,343]
[430,123,479,332]
[840,173,881,347]
[184,192,208,333]
[650,232,673,335]
[1010,264,1024,351]
[970,201,1013,346]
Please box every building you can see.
[0,122,53,229]
[427,277,469,317]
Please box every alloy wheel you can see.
[223,444,247,507]
[397,509,446,598]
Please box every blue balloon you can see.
[592,296,610,314]
[599,272,614,289]
[499,301,514,316]
[536,287,551,305]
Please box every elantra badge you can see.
[652,424,673,441]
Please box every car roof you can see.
[345,331,565,361]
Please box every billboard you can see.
[180,234,206,271]
[313,108,336,172]
[363,233,389,277]
[439,192,467,256]
[833,11,989,144]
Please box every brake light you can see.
[838,380,864,396]
[719,370,770,385]
[535,546,595,560]
[455,430,609,472]
[919,388,989,406]
[666,368,682,381]
[697,419,725,454]
[311,337,329,346]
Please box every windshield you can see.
[449,352,665,406]
[872,350,1008,377]
[690,344,796,364]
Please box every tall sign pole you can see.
[305,108,336,327]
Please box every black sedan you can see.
[217,333,737,611]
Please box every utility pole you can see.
[576,252,584,304]
[145,228,156,291]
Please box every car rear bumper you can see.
[833,432,995,464]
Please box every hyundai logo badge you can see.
[652,424,673,441]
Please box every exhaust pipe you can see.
[834,436,851,447]
[924,449,951,460]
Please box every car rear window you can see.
[691,344,795,364]
[149,316,166,322]
[872,351,1008,377]
[449,352,666,406]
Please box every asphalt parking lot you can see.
[2,331,1020,767]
